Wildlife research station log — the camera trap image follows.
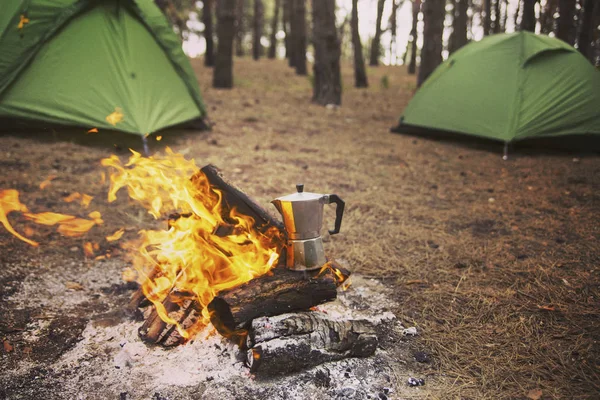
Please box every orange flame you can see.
[106,228,125,242]
[23,212,75,225]
[56,218,98,237]
[1,189,102,246]
[319,261,352,291]
[39,175,57,190]
[83,242,95,258]
[0,190,38,247]
[63,192,93,208]
[101,148,283,340]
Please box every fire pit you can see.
[1,150,424,398]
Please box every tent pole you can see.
[142,136,150,156]
[502,142,508,161]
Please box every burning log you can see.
[246,312,378,375]
[131,164,288,345]
[207,267,338,338]
[198,164,285,235]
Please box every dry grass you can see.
[1,57,599,399]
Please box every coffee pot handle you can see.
[327,194,345,235]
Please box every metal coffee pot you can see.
[271,184,345,271]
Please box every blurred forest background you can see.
[154,0,599,103]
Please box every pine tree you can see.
[312,0,341,105]
[352,0,368,87]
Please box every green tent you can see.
[394,32,600,143]
[0,0,206,136]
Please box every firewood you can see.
[246,312,378,375]
[208,267,338,338]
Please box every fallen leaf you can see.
[17,15,29,30]
[3,339,13,353]
[65,281,84,291]
[537,304,556,312]
[87,128,99,134]
[526,388,543,400]
[105,107,124,126]
[156,135,163,141]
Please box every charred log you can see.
[208,267,338,337]
[246,312,378,375]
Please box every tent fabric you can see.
[0,0,206,135]
[396,32,600,143]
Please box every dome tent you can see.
[0,0,206,136]
[393,32,600,145]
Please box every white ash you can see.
[6,274,427,399]
[7,259,125,309]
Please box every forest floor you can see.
[1,58,599,399]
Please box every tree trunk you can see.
[556,0,576,45]
[293,0,308,74]
[520,0,536,32]
[268,0,281,58]
[213,0,236,88]
[311,0,341,105]
[417,0,445,87]
[492,0,501,33]
[369,0,386,66]
[352,0,369,87]
[388,0,400,65]
[407,0,421,74]
[483,0,492,35]
[253,0,264,60]
[203,0,215,67]
[591,0,600,65]
[235,0,246,56]
[284,0,293,60]
[449,0,468,54]
[577,0,595,59]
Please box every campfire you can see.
[1,148,384,376]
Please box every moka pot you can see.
[271,184,345,271]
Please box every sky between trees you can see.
[182,0,530,64]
